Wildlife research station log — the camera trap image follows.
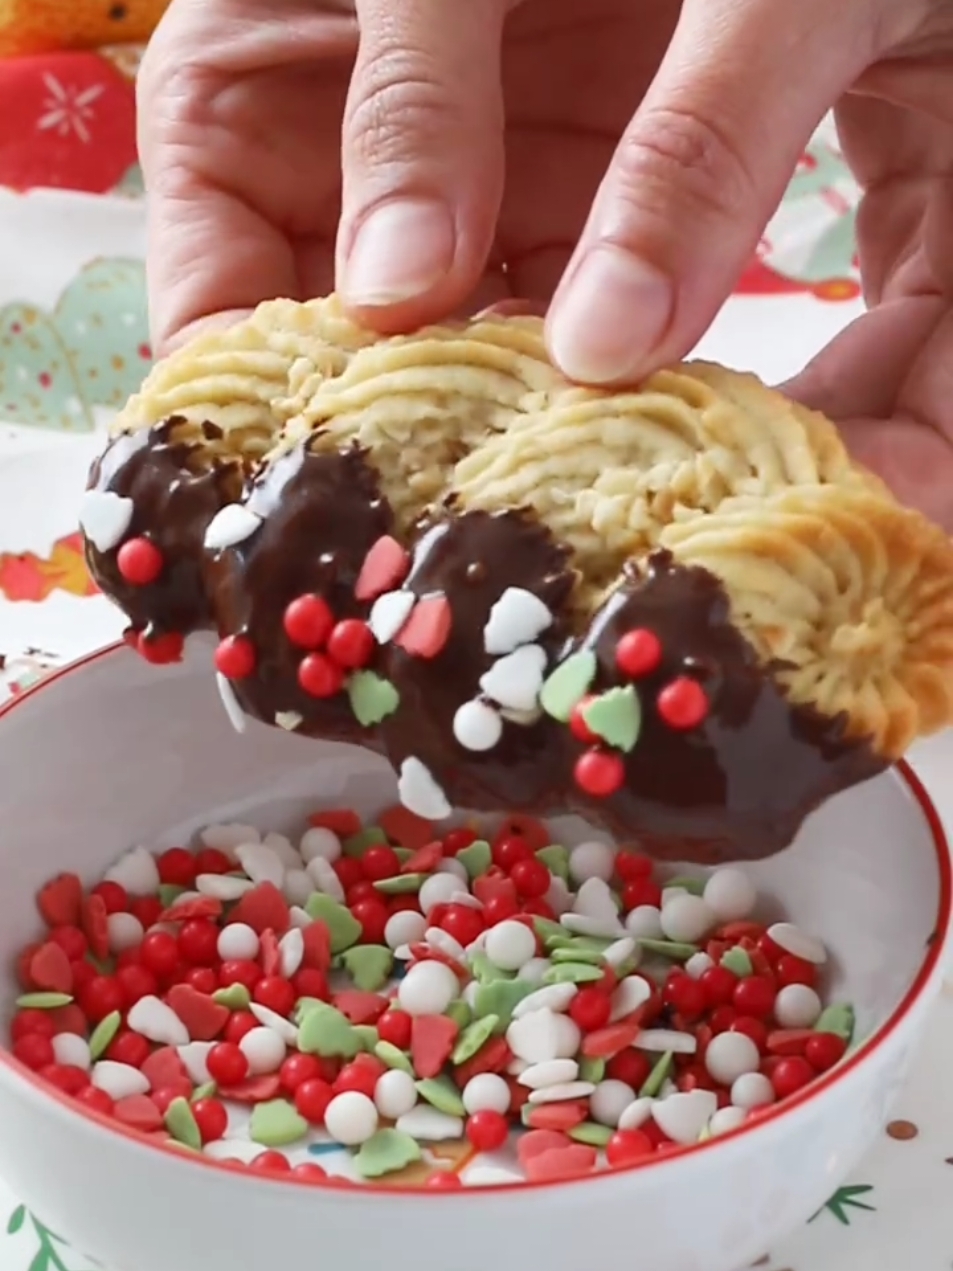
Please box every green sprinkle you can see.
[639,1051,674,1098]
[445,999,472,1030]
[85,952,114,975]
[348,671,400,727]
[89,1010,122,1060]
[473,981,535,1030]
[164,1137,200,1155]
[164,1096,202,1151]
[569,1122,613,1148]
[354,1025,380,1052]
[456,840,492,880]
[392,847,414,864]
[375,1041,414,1074]
[191,1082,217,1103]
[340,945,393,992]
[578,1055,606,1084]
[551,945,604,966]
[540,650,597,722]
[815,1003,855,1042]
[416,1076,466,1117]
[212,983,251,1010]
[297,1003,361,1058]
[343,826,389,857]
[157,883,185,909]
[373,873,428,895]
[354,1129,421,1180]
[637,939,698,962]
[542,962,604,985]
[294,996,328,1024]
[720,947,753,977]
[532,917,567,945]
[535,845,570,884]
[582,685,642,752]
[470,951,514,984]
[15,992,72,1010]
[451,1015,498,1065]
[665,875,706,895]
[249,1098,309,1148]
[305,893,362,952]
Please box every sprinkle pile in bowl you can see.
[7,808,854,1188]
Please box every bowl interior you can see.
[0,641,943,1056]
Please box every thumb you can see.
[546,0,877,384]
[337,0,508,331]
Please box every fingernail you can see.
[343,198,455,307]
[548,245,673,383]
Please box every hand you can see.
[139,0,953,528]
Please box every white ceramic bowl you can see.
[0,642,947,1271]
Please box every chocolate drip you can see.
[85,421,239,637]
[83,425,884,863]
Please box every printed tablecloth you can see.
[2,39,953,1271]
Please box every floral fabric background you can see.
[1,30,953,1271]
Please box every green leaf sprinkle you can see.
[535,844,570,883]
[416,1076,466,1117]
[542,961,604,985]
[568,1122,613,1148]
[637,939,698,961]
[212,983,251,1010]
[249,1098,309,1148]
[720,947,753,977]
[639,1050,674,1098]
[89,1010,122,1060]
[815,1003,855,1043]
[473,980,535,1030]
[456,840,492,880]
[297,1002,361,1058]
[539,650,597,722]
[375,1041,414,1073]
[451,1016,499,1066]
[354,1129,421,1179]
[340,944,393,992]
[304,893,362,952]
[165,1096,202,1151]
[348,672,400,727]
[15,992,72,1010]
[582,684,642,752]
[343,826,389,858]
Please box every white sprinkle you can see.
[506,1009,581,1064]
[235,843,285,888]
[485,919,537,973]
[703,868,757,923]
[610,975,652,1023]
[196,873,254,901]
[262,833,301,868]
[660,894,717,944]
[79,490,134,553]
[305,855,346,903]
[275,711,303,732]
[452,699,503,752]
[568,840,616,885]
[249,1003,299,1046]
[217,922,260,962]
[499,704,543,727]
[127,995,189,1046]
[635,1028,698,1055]
[479,644,547,712]
[177,1042,214,1086]
[107,911,145,954]
[374,1069,418,1120]
[450,891,483,911]
[91,1061,150,1100]
[417,873,460,916]
[662,886,689,908]
[511,983,578,1019]
[52,1034,91,1071]
[710,1105,748,1137]
[385,910,427,951]
[545,876,573,917]
[282,868,313,907]
[398,757,452,821]
[483,587,553,655]
[685,951,714,980]
[560,913,624,940]
[617,1097,654,1131]
[203,503,262,551]
[278,928,305,978]
[464,1165,524,1187]
[462,1074,511,1116]
[289,906,312,930]
[518,1059,579,1090]
[239,1026,286,1074]
[767,922,827,965]
[299,827,342,865]
[203,1139,262,1164]
[200,823,260,852]
[436,857,469,884]
[104,846,160,897]
[774,984,822,1029]
[731,1071,776,1110]
[518,957,551,985]
[395,1106,462,1142]
[625,905,664,940]
[528,1081,595,1105]
[652,1089,717,1145]
[590,1080,636,1127]
[704,1032,760,1085]
[369,590,416,644]
[398,961,459,1016]
[572,877,619,923]
[507,1057,531,1077]
[216,673,247,734]
[425,927,467,963]
[326,1092,379,1146]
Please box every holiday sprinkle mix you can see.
[7,810,854,1187]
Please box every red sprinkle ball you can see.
[282,593,375,698]
[573,749,625,798]
[214,634,257,680]
[656,676,710,730]
[116,537,164,587]
[10,809,848,1189]
[615,628,662,679]
[283,594,334,650]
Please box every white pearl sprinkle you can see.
[452,699,504,752]
[506,1009,580,1064]
[384,910,428,951]
[418,873,461,916]
[397,961,459,1016]
[703,868,757,923]
[239,1026,286,1074]
[107,911,145,954]
[590,1080,637,1127]
[710,1105,748,1137]
[326,1092,379,1146]
[730,1071,776,1110]
[625,905,664,940]
[774,984,822,1029]
[216,922,260,962]
[462,1073,511,1116]
[653,1089,717,1145]
[659,893,717,944]
[299,827,342,865]
[568,840,616,885]
[374,1069,418,1120]
[704,1032,760,1086]
[485,920,537,972]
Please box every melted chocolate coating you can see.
[84,426,884,863]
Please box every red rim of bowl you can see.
[0,641,949,1197]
